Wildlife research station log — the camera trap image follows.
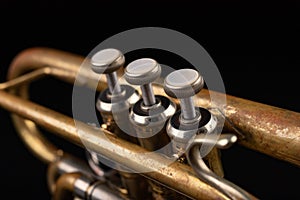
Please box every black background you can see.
[0,1,300,199]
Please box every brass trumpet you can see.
[0,47,299,200]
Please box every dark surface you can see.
[170,108,211,131]
[132,96,170,116]
[0,1,299,199]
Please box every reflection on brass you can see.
[0,89,230,199]
[1,47,299,199]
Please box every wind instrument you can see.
[0,47,299,200]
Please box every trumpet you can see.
[0,47,299,200]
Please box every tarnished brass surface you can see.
[2,47,300,199]
[0,89,235,200]
[197,90,300,167]
[5,47,300,167]
[154,83,300,167]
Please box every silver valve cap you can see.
[91,48,125,74]
[125,58,161,85]
[164,69,204,99]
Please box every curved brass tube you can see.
[0,89,232,200]
[6,47,300,167]
[5,48,106,163]
[187,134,252,200]
[153,86,300,167]
[47,154,94,193]
[12,115,60,163]
[53,172,82,200]
[1,47,299,199]
[6,48,87,163]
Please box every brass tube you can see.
[7,47,83,80]
[197,90,300,167]
[153,85,300,167]
[1,67,75,163]
[53,172,82,200]
[0,89,234,200]
[5,47,101,163]
[11,115,60,163]
[47,154,94,193]
[5,48,114,163]
[0,68,47,90]
[6,47,300,167]
[7,47,106,90]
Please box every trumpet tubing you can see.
[0,47,299,200]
